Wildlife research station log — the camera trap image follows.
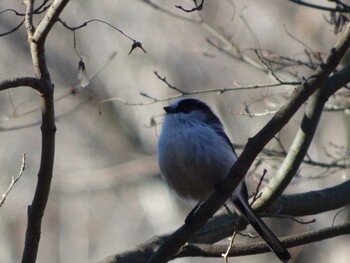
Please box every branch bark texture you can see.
[19,1,70,263]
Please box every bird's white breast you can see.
[158,112,237,203]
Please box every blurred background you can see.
[0,0,349,262]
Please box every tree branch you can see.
[25,0,35,38]
[176,221,350,258]
[273,179,350,216]
[253,63,350,211]
[193,179,350,245]
[20,1,70,262]
[0,77,44,93]
[101,220,350,262]
[99,180,350,262]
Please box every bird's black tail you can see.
[232,194,291,263]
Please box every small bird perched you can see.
[157,98,290,262]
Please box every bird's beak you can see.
[163,106,172,113]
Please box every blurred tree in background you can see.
[0,1,350,263]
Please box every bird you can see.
[157,98,290,262]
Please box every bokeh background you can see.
[0,0,349,262]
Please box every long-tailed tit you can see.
[158,98,290,262]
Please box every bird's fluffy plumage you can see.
[158,98,238,202]
[158,98,290,262]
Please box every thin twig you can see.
[0,154,26,207]
[262,213,316,225]
[288,0,350,13]
[176,0,204,13]
[0,19,24,37]
[222,231,237,263]
[250,169,267,206]
[0,77,44,93]
[332,204,350,226]
[58,18,146,54]
[57,18,136,41]
[98,70,300,111]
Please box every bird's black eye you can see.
[172,98,213,114]
[179,104,194,113]
[176,100,197,114]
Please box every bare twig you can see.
[58,18,146,54]
[0,0,51,37]
[249,169,267,206]
[176,0,204,13]
[0,8,25,16]
[229,107,279,117]
[283,24,314,52]
[287,0,350,13]
[98,70,300,110]
[0,154,26,207]
[0,51,117,125]
[0,19,25,37]
[58,18,136,41]
[222,231,238,263]
[332,204,350,226]
[240,8,262,51]
[261,214,316,225]
[137,0,198,23]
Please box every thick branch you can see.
[274,179,350,216]
[193,179,350,245]
[0,77,44,93]
[176,221,350,258]
[100,220,350,262]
